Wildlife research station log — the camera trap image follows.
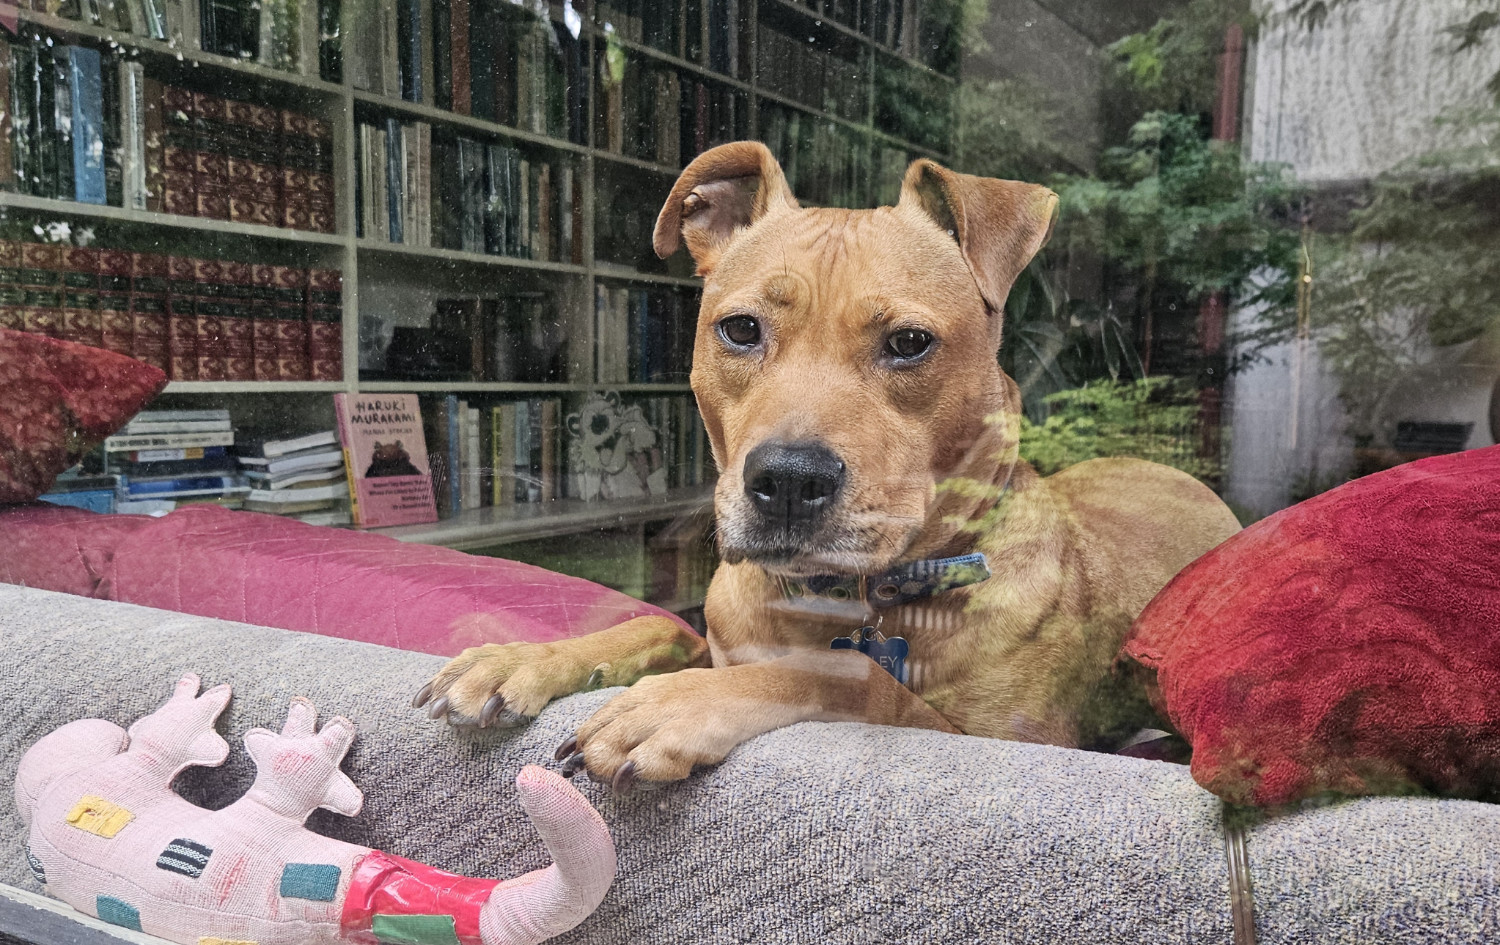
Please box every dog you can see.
[413,141,1242,791]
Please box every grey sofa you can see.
[2,583,1497,944]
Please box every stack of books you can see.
[1,33,335,232]
[234,429,350,524]
[103,409,248,512]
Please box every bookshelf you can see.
[4,0,957,604]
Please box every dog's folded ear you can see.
[899,160,1059,317]
[654,141,799,275]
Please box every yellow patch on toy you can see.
[65,795,133,838]
[199,937,258,945]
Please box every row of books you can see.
[0,33,336,230]
[100,409,250,513]
[596,0,743,80]
[356,120,580,263]
[755,24,870,124]
[593,284,695,385]
[596,57,746,170]
[424,390,710,517]
[345,0,586,145]
[760,102,875,208]
[0,238,341,381]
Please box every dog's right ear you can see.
[653,141,799,276]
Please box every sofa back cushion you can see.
[102,504,686,654]
[0,503,151,597]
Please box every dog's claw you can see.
[412,682,433,709]
[611,761,637,795]
[585,666,606,689]
[554,736,578,761]
[426,696,449,720]
[560,752,587,778]
[479,694,505,728]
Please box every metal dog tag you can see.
[830,626,909,686]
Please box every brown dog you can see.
[414,142,1241,790]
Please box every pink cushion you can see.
[0,503,151,597]
[0,328,166,503]
[103,504,686,654]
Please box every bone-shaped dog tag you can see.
[831,626,909,686]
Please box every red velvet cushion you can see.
[0,328,167,503]
[1124,445,1500,806]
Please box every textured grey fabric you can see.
[1,585,1497,944]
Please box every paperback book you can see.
[333,392,438,527]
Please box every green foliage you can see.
[952,76,1061,183]
[1052,112,1301,305]
[1018,377,1219,481]
[1106,0,1255,115]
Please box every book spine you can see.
[60,246,101,347]
[307,267,342,380]
[416,121,431,247]
[50,48,73,203]
[381,0,400,98]
[10,43,33,198]
[307,116,336,233]
[387,117,405,243]
[448,0,469,114]
[0,42,12,194]
[160,84,195,215]
[129,251,169,371]
[222,260,255,381]
[430,0,451,109]
[20,242,62,338]
[279,107,313,231]
[251,262,279,380]
[467,0,493,121]
[372,121,389,240]
[273,264,309,379]
[417,0,434,105]
[0,241,22,332]
[67,47,106,205]
[332,392,364,526]
[191,256,227,381]
[319,0,342,82]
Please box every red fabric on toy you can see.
[0,328,166,503]
[1125,445,1500,806]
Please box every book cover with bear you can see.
[333,392,439,527]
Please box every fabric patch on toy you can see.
[66,796,133,838]
[198,937,258,945]
[342,850,498,945]
[280,863,342,901]
[96,895,142,931]
[157,839,213,878]
[26,848,45,884]
[371,914,461,945]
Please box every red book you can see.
[307,268,342,381]
[251,263,280,381]
[192,257,228,380]
[143,77,166,214]
[450,0,471,115]
[222,261,255,381]
[0,240,24,332]
[60,247,101,348]
[307,117,335,234]
[273,265,309,380]
[161,85,197,217]
[192,92,231,221]
[129,252,169,371]
[166,255,198,380]
[20,243,62,338]
[97,249,135,356]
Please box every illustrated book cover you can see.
[333,392,438,527]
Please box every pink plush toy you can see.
[14,674,616,945]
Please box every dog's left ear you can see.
[899,160,1058,316]
[654,141,799,276]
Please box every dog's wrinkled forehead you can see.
[704,206,983,319]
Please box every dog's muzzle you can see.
[741,440,845,536]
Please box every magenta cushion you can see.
[0,328,167,503]
[0,503,151,597]
[103,504,686,654]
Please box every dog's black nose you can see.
[743,441,846,527]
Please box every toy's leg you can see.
[479,766,617,945]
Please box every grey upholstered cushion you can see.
[2,584,1497,943]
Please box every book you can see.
[122,445,228,463]
[66,46,106,205]
[243,467,347,489]
[333,392,438,528]
[104,430,235,451]
[235,428,338,458]
[235,447,344,475]
[122,418,233,433]
[119,473,245,497]
[246,481,349,503]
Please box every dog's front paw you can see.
[414,643,598,728]
[554,666,795,792]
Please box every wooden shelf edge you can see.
[374,486,716,549]
[163,381,352,393]
[0,192,349,245]
[350,90,590,155]
[356,239,588,274]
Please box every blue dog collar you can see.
[787,553,991,609]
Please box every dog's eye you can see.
[885,329,934,361]
[718,315,762,349]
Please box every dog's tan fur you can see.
[417,142,1241,786]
